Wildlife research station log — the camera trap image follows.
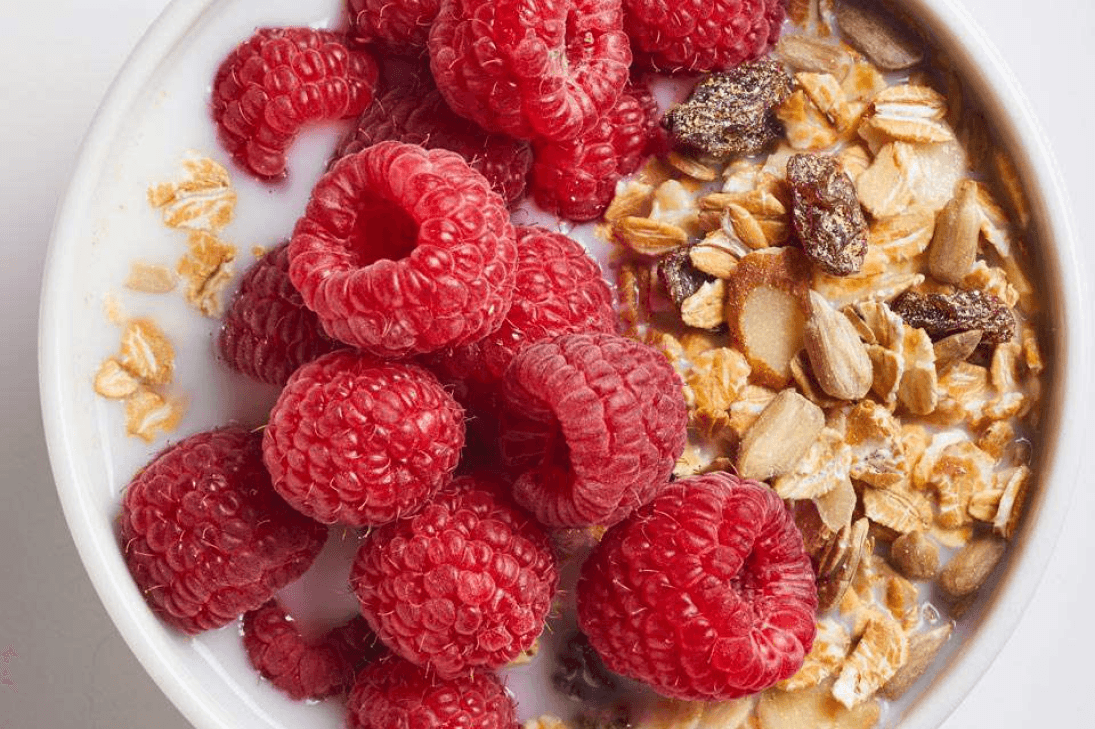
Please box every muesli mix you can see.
[94,1,1047,728]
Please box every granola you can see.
[605,4,1047,724]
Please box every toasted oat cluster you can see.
[608,6,1044,728]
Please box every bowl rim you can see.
[37,1,1090,728]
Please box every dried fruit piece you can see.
[737,389,825,481]
[890,288,1015,344]
[879,623,953,700]
[664,61,794,161]
[804,291,872,400]
[787,154,868,276]
[834,0,924,71]
[725,247,812,387]
[660,246,713,308]
[889,530,939,581]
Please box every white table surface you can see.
[1,1,1092,727]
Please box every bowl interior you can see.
[39,0,1087,728]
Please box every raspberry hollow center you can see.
[348,193,418,266]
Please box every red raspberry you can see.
[348,0,441,53]
[531,82,659,221]
[429,0,632,142]
[624,0,786,72]
[350,474,558,678]
[262,350,465,527]
[430,225,615,406]
[334,80,533,206]
[119,428,327,635]
[347,654,517,729]
[218,242,342,386]
[288,141,518,358]
[500,332,688,528]
[241,600,384,701]
[577,472,818,701]
[211,27,378,180]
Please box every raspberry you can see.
[430,225,615,406]
[211,27,378,180]
[350,474,558,678]
[119,428,327,635]
[577,472,818,701]
[241,600,383,701]
[531,82,659,221]
[429,0,632,142]
[348,0,441,52]
[288,141,518,358]
[218,242,342,386]
[262,350,465,527]
[624,0,785,72]
[347,654,517,729]
[334,80,533,206]
[499,332,688,528]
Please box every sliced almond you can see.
[804,291,873,400]
[928,179,981,284]
[615,216,689,256]
[879,622,953,700]
[938,535,1007,599]
[726,248,812,388]
[737,389,825,481]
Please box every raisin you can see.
[663,60,793,161]
[552,631,618,702]
[787,153,869,276]
[658,246,712,308]
[890,289,1015,344]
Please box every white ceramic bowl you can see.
[39,1,1088,728]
